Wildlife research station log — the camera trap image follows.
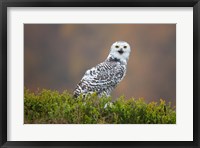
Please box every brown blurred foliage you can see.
[24,24,176,105]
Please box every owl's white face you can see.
[109,41,131,64]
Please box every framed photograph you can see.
[1,0,199,147]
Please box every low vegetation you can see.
[24,89,176,124]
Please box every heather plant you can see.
[24,89,176,124]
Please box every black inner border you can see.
[0,0,199,147]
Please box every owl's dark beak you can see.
[118,49,124,54]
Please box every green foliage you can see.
[24,89,176,124]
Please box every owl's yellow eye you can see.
[124,46,127,48]
[115,45,119,48]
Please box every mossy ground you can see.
[24,89,176,124]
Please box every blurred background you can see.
[24,24,176,105]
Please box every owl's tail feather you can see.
[73,91,79,98]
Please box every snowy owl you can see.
[73,41,131,98]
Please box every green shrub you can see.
[24,89,176,124]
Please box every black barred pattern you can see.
[73,60,126,97]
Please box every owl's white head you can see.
[107,41,131,65]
